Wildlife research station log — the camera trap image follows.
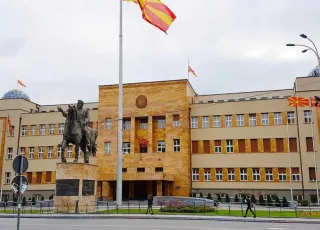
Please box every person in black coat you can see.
[146,195,153,215]
[244,196,256,218]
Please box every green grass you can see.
[0,208,52,214]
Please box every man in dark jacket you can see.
[244,196,256,218]
[146,195,153,215]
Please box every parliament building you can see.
[0,76,320,202]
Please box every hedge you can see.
[160,205,215,213]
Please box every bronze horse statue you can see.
[59,105,98,163]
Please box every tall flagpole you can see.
[188,58,190,81]
[0,116,8,202]
[309,99,320,205]
[116,0,123,208]
[285,99,293,202]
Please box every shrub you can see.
[300,199,309,207]
[192,193,196,198]
[217,194,221,202]
[234,194,239,202]
[274,196,281,207]
[4,197,8,203]
[22,197,27,206]
[13,196,18,206]
[251,194,256,204]
[267,195,272,206]
[160,205,215,213]
[41,196,44,201]
[49,195,54,200]
[310,194,317,204]
[259,195,265,205]
[207,193,212,200]
[282,196,288,207]
[200,193,203,198]
[226,194,230,203]
[32,197,36,205]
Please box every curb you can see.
[0,214,319,224]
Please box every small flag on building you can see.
[125,0,176,33]
[7,115,13,134]
[18,80,26,87]
[188,66,198,77]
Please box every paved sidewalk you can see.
[0,213,319,224]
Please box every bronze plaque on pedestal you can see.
[56,179,80,196]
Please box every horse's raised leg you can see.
[82,144,89,164]
[74,145,79,163]
[60,140,68,163]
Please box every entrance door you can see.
[134,181,147,200]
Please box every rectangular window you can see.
[204,169,211,181]
[58,124,64,134]
[137,168,145,173]
[192,168,199,181]
[213,115,221,127]
[237,114,244,126]
[36,172,42,184]
[29,147,34,159]
[67,146,73,158]
[139,145,148,153]
[216,169,223,181]
[261,113,269,125]
[122,168,127,173]
[155,167,163,172]
[191,117,198,128]
[225,115,232,127]
[173,114,180,127]
[249,114,257,126]
[250,139,258,152]
[157,117,166,129]
[292,168,300,181]
[9,125,15,136]
[105,118,112,130]
[123,119,131,130]
[226,140,234,153]
[21,125,27,136]
[48,146,53,158]
[46,172,52,183]
[228,168,235,181]
[20,147,25,155]
[7,148,13,160]
[306,137,314,152]
[276,138,284,152]
[203,140,210,153]
[309,167,316,181]
[289,138,298,152]
[173,139,180,152]
[40,124,46,135]
[31,125,36,136]
[214,140,222,153]
[274,112,282,125]
[263,139,271,152]
[57,146,62,158]
[49,124,55,135]
[123,142,130,154]
[304,110,312,123]
[287,112,296,124]
[265,168,273,181]
[157,141,166,153]
[278,168,287,182]
[238,139,245,153]
[104,142,111,154]
[202,116,209,128]
[240,168,248,181]
[38,146,44,158]
[140,118,148,129]
[5,172,11,184]
[253,168,260,181]
[27,172,32,184]
[88,122,93,128]
[192,141,199,153]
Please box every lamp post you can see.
[287,34,320,206]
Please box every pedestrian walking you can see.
[243,196,256,218]
[146,195,153,215]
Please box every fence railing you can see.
[0,200,320,218]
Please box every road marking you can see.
[1,223,249,230]
[266,228,287,230]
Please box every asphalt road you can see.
[0,218,319,230]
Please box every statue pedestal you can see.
[54,162,97,213]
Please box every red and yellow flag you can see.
[126,0,176,33]
[288,96,309,107]
[188,66,198,77]
[310,97,320,107]
[18,80,26,87]
[7,115,13,134]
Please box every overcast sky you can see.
[1,0,320,105]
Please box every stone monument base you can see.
[54,162,97,213]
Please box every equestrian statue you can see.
[57,100,98,163]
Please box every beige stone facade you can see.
[0,77,320,202]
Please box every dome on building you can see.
[2,89,30,101]
[308,66,320,77]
